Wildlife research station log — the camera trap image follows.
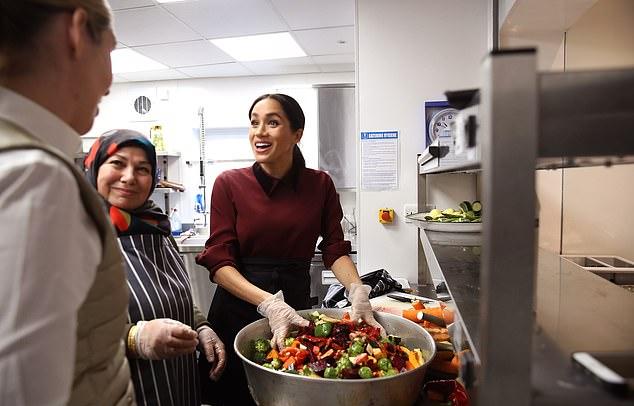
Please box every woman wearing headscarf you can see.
[84,129,225,405]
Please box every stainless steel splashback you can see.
[316,85,356,189]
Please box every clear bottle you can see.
[169,208,182,236]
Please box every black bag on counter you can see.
[322,269,404,308]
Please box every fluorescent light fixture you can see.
[210,32,306,62]
[156,0,186,3]
[111,48,168,74]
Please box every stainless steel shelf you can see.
[157,151,181,157]
[418,162,481,175]
[418,229,481,364]
[415,224,634,405]
[153,187,182,194]
[419,66,634,176]
[417,52,634,405]
[421,156,634,175]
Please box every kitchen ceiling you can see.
[109,0,355,82]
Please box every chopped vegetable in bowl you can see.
[249,311,427,379]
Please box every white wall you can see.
[356,0,488,281]
[88,72,354,223]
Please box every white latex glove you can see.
[257,291,309,350]
[135,318,199,360]
[348,283,386,336]
[197,326,226,381]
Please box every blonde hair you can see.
[0,0,112,75]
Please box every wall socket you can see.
[403,204,418,223]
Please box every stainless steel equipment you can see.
[234,308,436,406]
[178,236,216,313]
[316,84,356,189]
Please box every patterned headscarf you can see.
[84,129,170,237]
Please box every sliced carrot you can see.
[429,358,459,375]
[434,350,455,361]
[442,308,455,324]
[409,352,420,368]
[402,309,422,322]
[401,347,420,369]
[451,354,460,371]
[412,300,425,310]
[278,347,298,362]
[266,348,279,360]
[405,360,416,370]
[282,356,296,370]
[414,349,424,365]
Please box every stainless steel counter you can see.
[420,229,634,404]
[177,236,215,314]
[177,235,358,312]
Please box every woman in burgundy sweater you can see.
[196,93,383,405]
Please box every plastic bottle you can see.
[170,208,182,236]
[150,125,165,152]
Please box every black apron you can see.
[198,257,311,406]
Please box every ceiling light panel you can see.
[210,32,306,62]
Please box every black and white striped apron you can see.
[119,234,200,406]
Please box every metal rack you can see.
[155,151,181,213]
[415,49,634,405]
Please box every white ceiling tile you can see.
[312,54,355,64]
[118,69,190,82]
[242,57,320,75]
[316,63,354,73]
[312,54,355,73]
[112,74,130,83]
[109,0,155,10]
[177,63,254,78]
[133,40,234,68]
[164,0,287,39]
[271,0,354,30]
[113,6,201,46]
[293,27,354,56]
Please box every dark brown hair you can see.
[249,93,306,168]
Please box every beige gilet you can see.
[0,119,135,406]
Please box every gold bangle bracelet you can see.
[127,325,138,357]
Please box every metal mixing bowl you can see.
[234,308,436,406]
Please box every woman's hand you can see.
[257,291,309,350]
[197,326,226,381]
[135,319,198,360]
[348,283,386,336]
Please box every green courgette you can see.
[459,201,472,212]
[472,200,482,215]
